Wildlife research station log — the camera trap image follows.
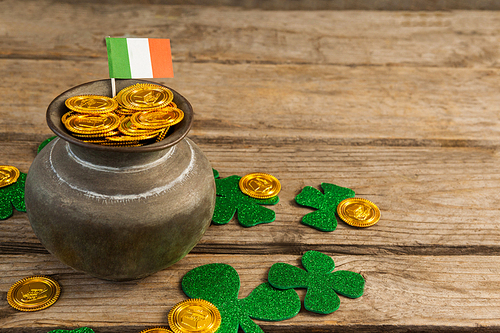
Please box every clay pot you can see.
[25,79,215,281]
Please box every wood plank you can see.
[1,143,500,255]
[34,0,500,11]
[2,253,500,332]
[2,59,500,144]
[2,2,500,68]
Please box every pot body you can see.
[25,79,215,281]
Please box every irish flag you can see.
[106,37,174,79]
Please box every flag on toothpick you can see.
[105,37,174,79]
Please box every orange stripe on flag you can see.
[149,39,174,78]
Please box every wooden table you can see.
[2,2,500,332]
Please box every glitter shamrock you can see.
[295,182,355,231]
[213,173,279,227]
[38,136,57,153]
[268,250,365,314]
[47,328,95,333]
[182,263,301,333]
[0,172,27,220]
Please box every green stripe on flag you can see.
[106,38,132,79]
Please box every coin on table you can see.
[337,197,381,227]
[117,83,173,110]
[239,172,281,199]
[65,113,121,135]
[0,165,20,188]
[130,108,184,130]
[7,275,61,311]
[65,95,118,114]
[140,328,174,333]
[168,299,221,333]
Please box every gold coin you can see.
[82,139,109,144]
[155,127,170,142]
[140,328,174,333]
[239,172,281,199]
[119,116,163,136]
[168,299,221,333]
[131,108,184,130]
[106,133,157,141]
[65,113,120,135]
[72,131,120,139]
[115,107,138,116]
[0,165,20,188]
[61,111,75,124]
[118,83,173,110]
[337,198,381,227]
[7,276,61,311]
[65,95,118,114]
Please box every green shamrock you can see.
[182,263,301,333]
[212,172,279,227]
[38,136,57,153]
[295,183,355,231]
[268,250,365,314]
[47,328,95,333]
[0,172,27,220]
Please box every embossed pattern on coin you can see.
[0,165,20,188]
[131,108,184,129]
[7,276,61,311]
[168,299,221,333]
[65,95,118,114]
[239,172,281,199]
[118,83,173,110]
[337,198,381,227]
[65,113,121,134]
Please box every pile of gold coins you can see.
[62,83,184,147]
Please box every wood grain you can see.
[2,2,500,68]
[2,143,500,255]
[3,59,500,144]
[2,2,500,332]
[2,253,500,332]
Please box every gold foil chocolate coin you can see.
[118,83,173,110]
[119,116,163,136]
[140,328,174,333]
[65,95,118,114]
[0,165,20,188]
[168,299,221,333]
[337,198,381,227]
[65,113,120,134]
[131,108,184,129]
[239,172,281,199]
[61,111,75,124]
[7,276,61,311]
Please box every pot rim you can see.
[46,79,193,153]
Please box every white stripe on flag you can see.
[127,38,153,78]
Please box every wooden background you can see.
[2,1,500,332]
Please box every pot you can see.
[25,79,215,281]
